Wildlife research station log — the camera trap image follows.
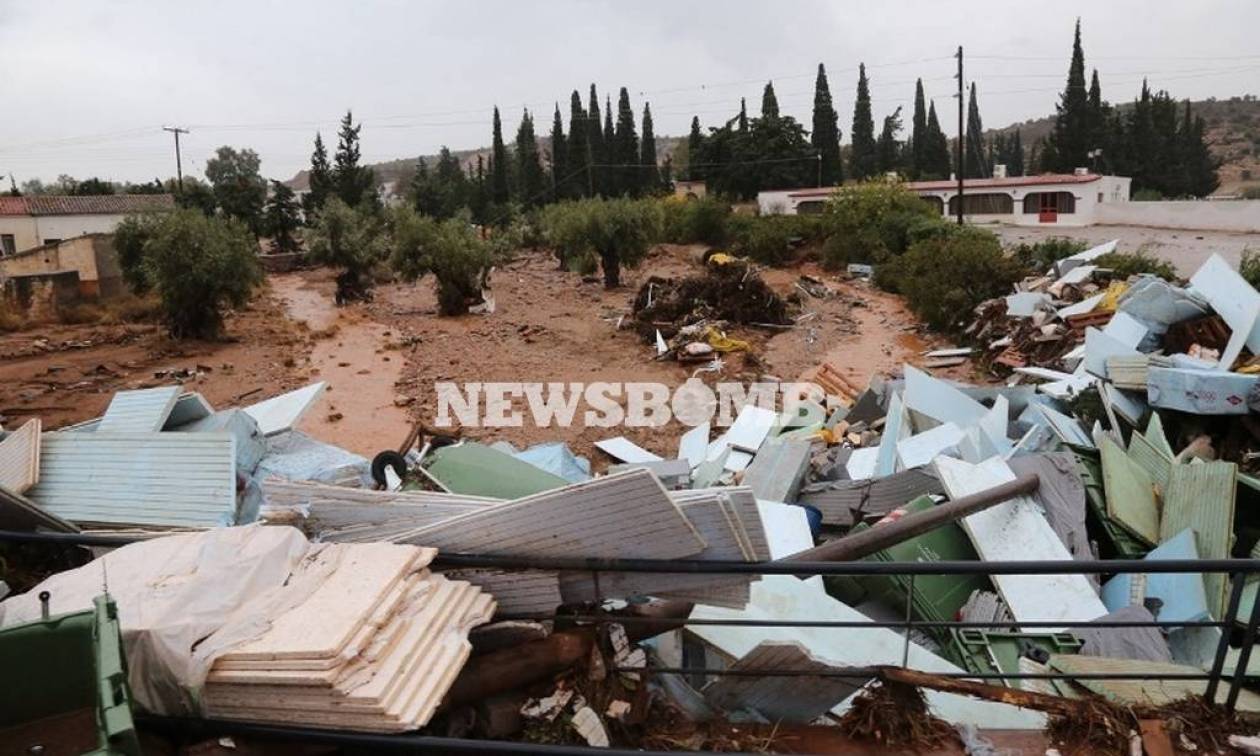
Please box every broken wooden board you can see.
[1099,436,1159,546]
[393,469,706,559]
[934,455,1107,631]
[1159,461,1237,620]
[0,418,40,494]
[1048,654,1260,711]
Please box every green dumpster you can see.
[947,628,1083,685]
[0,594,140,755]
[825,495,993,645]
[1076,452,1149,559]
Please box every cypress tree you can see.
[1046,18,1092,171]
[603,96,615,188]
[490,106,509,204]
[303,132,333,220]
[910,79,928,178]
[761,82,780,119]
[549,104,568,202]
[965,83,989,178]
[811,64,843,186]
[587,85,605,195]
[264,181,302,254]
[849,64,878,180]
[614,87,639,196]
[333,110,376,208]
[1009,129,1025,176]
[687,117,705,181]
[640,103,659,193]
[737,99,748,132]
[568,91,589,198]
[1181,101,1219,197]
[515,109,545,207]
[876,107,903,174]
[470,155,488,223]
[924,101,951,179]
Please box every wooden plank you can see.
[0,419,40,494]
[934,455,1107,631]
[1099,436,1159,545]
[1160,461,1237,619]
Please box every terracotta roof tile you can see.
[23,194,176,216]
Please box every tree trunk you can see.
[600,250,620,288]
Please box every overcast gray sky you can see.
[1,1,1257,185]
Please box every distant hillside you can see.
[987,95,1260,195]
[287,136,686,193]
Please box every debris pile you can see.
[6,246,1260,749]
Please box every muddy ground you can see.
[995,223,1260,276]
[0,244,967,463]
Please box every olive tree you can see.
[116,209,261,338]
[540,197,662,288]
[305,197,387,303]
[389,207,492,316]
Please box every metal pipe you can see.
[1205,572,1245,705]
[492,614,1231,630]
[136,716,736,756]
[626,666,1215,682]
[1226,573,1260,711]
[784,472,1039,562]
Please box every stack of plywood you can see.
[203,542,495,732]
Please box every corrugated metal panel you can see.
[244,382,327,436]
[702,641,862,723]
[0,418,40,494]
[26,432,237,528]
[394,469,705,559]
[97,386,181,433]
[163,392,215,428]
[0,485,78,532]
[1160,461,1237,619]
[1127,432,1172,491]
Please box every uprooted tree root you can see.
[1048,694,1253,754]
[835,681,956,749]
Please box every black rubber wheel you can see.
[371,450,408,487]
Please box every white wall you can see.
[33,214,128,245]
[757,189,796,215]
[1096,200,1260,233]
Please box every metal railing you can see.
[4,529,1260,752]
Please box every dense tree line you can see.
[1036,20,1219,197]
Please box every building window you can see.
[43,238,61,247]
[1022,192,1076,215]
[947,193,1013,215]
[922,195,945,214]
[796,201,826,214]
[0,234,14,257]
[1097,192,1104,203]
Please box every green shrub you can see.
[877,227,1023,332]
[1238,248,1260,289]
[1132,188,1164,201]
[306,197,388,303]
[114,213,164,293]
[818,181,940,268]
[389,207,494,316]
[660,196,731,245]
[725,214,823,266]
[1093,250,1178,281]
[129,209,262,338]
[539,198,663,288]
[1010,237,1088,272]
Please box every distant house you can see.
[757,169,1132,227]
[673,180,707,201]
[0,194,175,257]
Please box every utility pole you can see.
[162,126,189,196]
[954,46,964,226]
[816,153,822,187]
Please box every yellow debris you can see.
[1098,281,1129,312]
[706,252,737,266]
[704,326,750,352]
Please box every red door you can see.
[1038,193,1058,223]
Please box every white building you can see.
[0,194,175,257]
[758,170,1132,227]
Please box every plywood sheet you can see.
[0,419,40,494]
[934,455,1107,631]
